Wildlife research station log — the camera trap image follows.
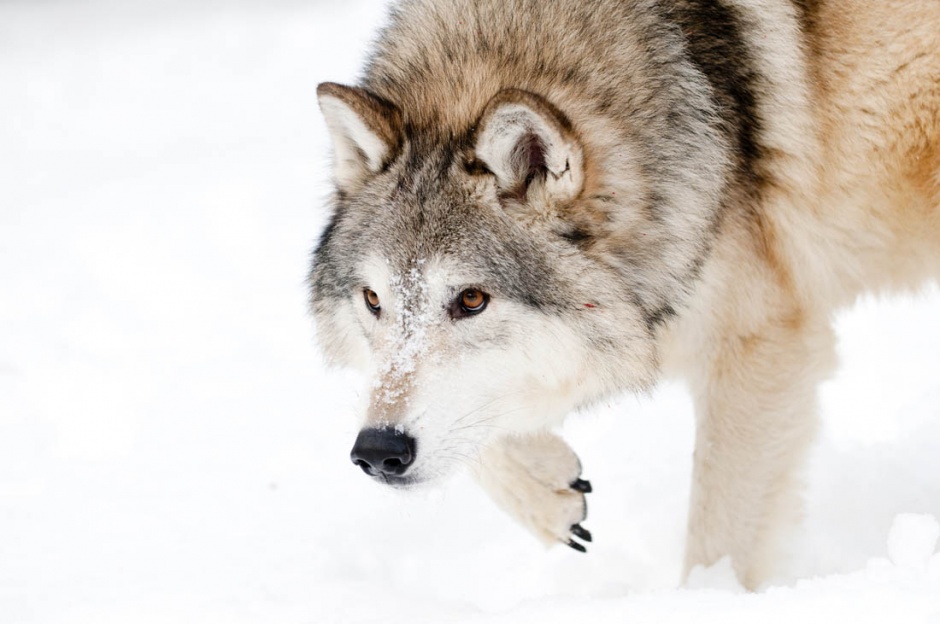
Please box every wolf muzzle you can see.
[350,428,416,480]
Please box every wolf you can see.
[310,0,940,589]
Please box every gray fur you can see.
[313,0,739,387]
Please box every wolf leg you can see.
[472,432,592,551]
[682,313,836,589]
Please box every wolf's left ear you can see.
[317,82,402,192]
[474,89,584,203]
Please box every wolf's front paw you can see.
[475,433,593,552]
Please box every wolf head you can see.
[311,82,668,486]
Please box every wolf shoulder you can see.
[783,0,940,298]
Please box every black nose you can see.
[350,428,417,477]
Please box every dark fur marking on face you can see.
[309,205,352,302]
[314,206,342,254]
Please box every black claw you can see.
[570,478,592,493]
[570,524,592,542]
[566,539,587,553]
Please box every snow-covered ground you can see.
[2,2,939,622]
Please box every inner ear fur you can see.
[317,82,403,191]
[473,89,585,204]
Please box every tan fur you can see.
[663,0,940,587]
[777,0,940,303]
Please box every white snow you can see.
[1,2,939,623]
[887,514,940,570]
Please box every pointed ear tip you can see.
[317,82,349,100]
[479,90,575,136]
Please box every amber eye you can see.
[461,289,485,310]
[452,288,488,318]
[363,289,381,315]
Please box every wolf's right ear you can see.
[474,89,584,205]
[317,82,402,192]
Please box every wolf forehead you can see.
[310,146,566,308]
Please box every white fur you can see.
[354,256,608,484]
[318,94,391,191]
[473,433,586,547]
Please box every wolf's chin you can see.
[381,460,469,491]
[368,474,423,489]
